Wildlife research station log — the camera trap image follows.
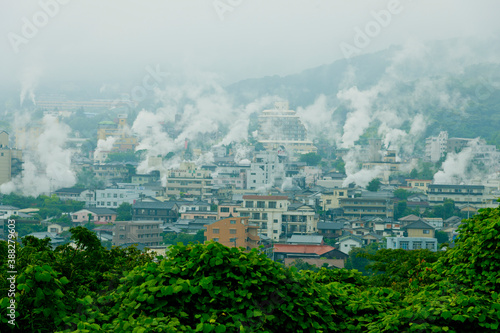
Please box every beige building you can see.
[112,220,162,247]
[97,115,137,152]
[238,195,289,241]
[0,131,22,186]
[320,189,349,210]
[406,179,432,192]
[204,217,259,250]
[165,162,212,199]
[404,220,435,238]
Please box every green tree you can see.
[366,178,381,192]
[434,230,449,244]
[116,202,132,221]
[299,152,322,166]
[393,189,410,200]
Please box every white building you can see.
[246,151,285,190]
[95,188,156,208]
[425,131,448,162]
[386,237,438,252]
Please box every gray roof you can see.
[287,235,324,245]
[87,208,117,215]
[405,220,435,230]
[0,205,20,210]
[133,201,178,209]
[317,222,344,230]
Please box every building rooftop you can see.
[243,195,289,200]
[273,244,336,255]
[317,222,344,230]
[133,201,178,209]
[405,220,435,230]
[287,235,323,245]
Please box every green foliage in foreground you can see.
[0,204,499,332]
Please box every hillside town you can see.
[1,101,499,270]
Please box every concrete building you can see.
[204,216,260,250]
[386,237,438,251]
[95,187,156,208]
[425,131,448,162]
[0,131,22,186]
[281,203,318,236]
[320,189,349,210]
[427,184,498,208]
[339,196,394,218]
[0,205,20,219]
[212,165,248,189]
[54,187,95,207]
[112,220,162,247]
[246,151,285,190]
[238,195,289,241]
[217,202,241,220]
[132,201,179,223]
[405,179,432,193]
[257,101,317,154]
[164,162,212,199]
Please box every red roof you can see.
[273,244,336,255]
[243,195,288,200]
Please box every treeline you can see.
[0,203,499,332]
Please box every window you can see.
[262,213,268,220]
[326,199,332,204]
[252,213,260,220]
[400,241,409,250]
[213,229,219,234]
[213,238,219,241]
[273,219,278,224]
[426,242,435,250]
[257,201,265,208]
[119,235,125,239]
[119,226,126,231]
[413,242,422,250]
[114,194,118,198]
[230,220,236,224]
[273,230,278,234]
[221,207,230,213]
[268,201,276,208]
[423,229,430,234]
[245,201,254,208]
[230,229,237,234]
[229,238,236,242]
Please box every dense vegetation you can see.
[1,203,499,332]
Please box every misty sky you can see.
[1,0,500,88]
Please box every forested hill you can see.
[227,41,500,147]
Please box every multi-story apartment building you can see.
[281,204,318,235]
[339,196,394,218]
[132,201,179,223]
[405,179,432,192]
[204,216,259,250]
[246,151,285,190]
[112,220,162,247]
[386,237,438,251]
[257,101,317,154]
[320,189,349,210]
[164,162,212,199]
[95,188,156,208]
[217,202,241,220]
[212,165,248,189]
[93,163,132,182]
[0,131,22,186]
[427,184,497,208]
[425,131,448,162]
[238,195,289,241]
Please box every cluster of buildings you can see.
[1,101,500,269]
